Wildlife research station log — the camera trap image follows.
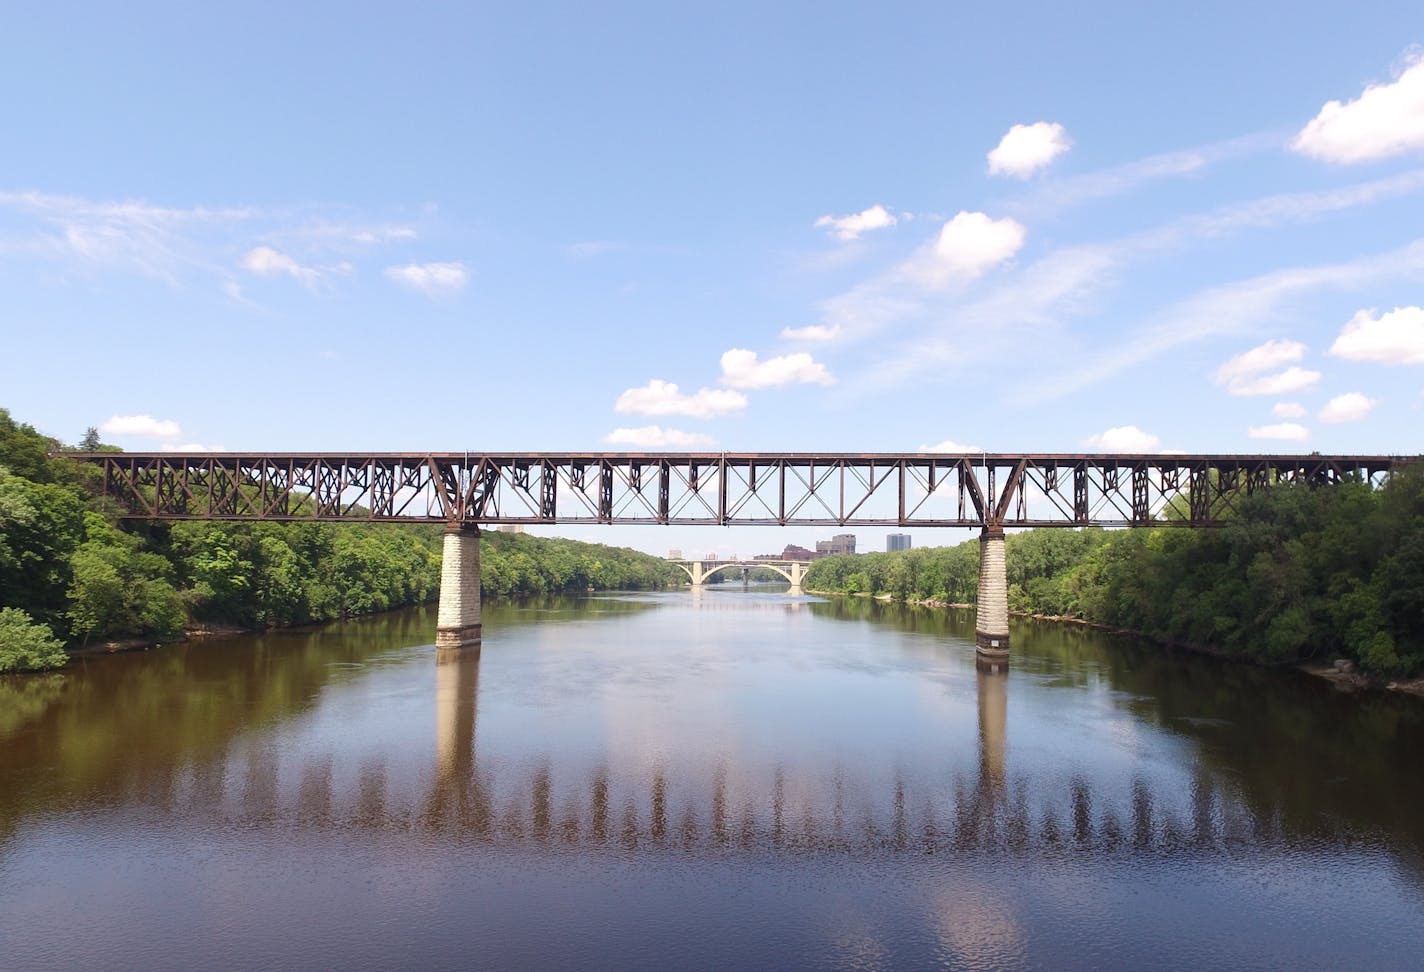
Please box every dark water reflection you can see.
[2,591,1423,969]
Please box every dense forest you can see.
[0,408,680,673]
[805,469,1424,678]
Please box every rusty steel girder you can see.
[71,452,1412,528]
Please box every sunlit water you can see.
[3,588,1423,969]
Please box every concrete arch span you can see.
[673,560,805,594]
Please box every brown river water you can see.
[2,588,1423,969]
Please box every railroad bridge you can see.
[71,451,1411,671]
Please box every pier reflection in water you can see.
[2,592,1423,969]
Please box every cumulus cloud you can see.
[1319,392,1377,423]
[240,245,318,282]
[602,425,716,448]
[384,261,469,295]
[1328,306,1424,364]
[779,324,843,342]
[614,379,747,418]
[1084,425,1160,452]
[1292,53,1424,163]
[720,349,834,389]
[1211,339,1321,396]
[815,204,898,241]
[99,414,182,439]
[988,122,1072,177]
[1248,423,1310,441]
[1273,402,1307,419]
[920,439,982,453]
[911,211,1026,285]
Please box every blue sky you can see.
[3,3,1424,555]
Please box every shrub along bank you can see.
[804,469,1424,678]
[0,408,680,673]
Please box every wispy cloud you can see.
[384,261,469,296]
[1319,392,1377,423]
[1084,425,1161,452]
[100,414,183,439]
[779,324,843,343]
[1248,422,1310,441]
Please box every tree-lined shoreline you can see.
[0,408,680,673]
[805,470,1424,680]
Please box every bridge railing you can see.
[67,452,1410,527]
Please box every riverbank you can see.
[811,588,1424,700]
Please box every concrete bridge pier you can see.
[976,523,1010,673]
[436,523,482,656]
[687,561,706,588]
[788,561,804,596]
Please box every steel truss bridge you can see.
[74,451,1411,528]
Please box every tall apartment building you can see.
[886,534,912,552]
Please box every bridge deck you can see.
[68,451,1413,528]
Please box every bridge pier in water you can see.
[976,524,1010,672]
[436,524,482,656]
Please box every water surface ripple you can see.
[2,590,1422,969]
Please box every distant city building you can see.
[816,533,856,556]
[497,524,525,534]
[667,548,683,560]
[886,533,912,552]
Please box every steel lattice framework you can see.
[70,452,1413,528]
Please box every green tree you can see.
[0,607,67,673]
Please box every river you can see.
[2,588,1422,969]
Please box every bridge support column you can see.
[975,524,1009,672]
[689,562,705,588]
[788,561,804,596]
[436,523,481,656]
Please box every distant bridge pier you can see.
[976,524,1009,672]
[787,561,804,596]
[436,524,482,655]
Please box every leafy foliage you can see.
[0,607,67,673]
[806,470,1424,677]
[0,407,679,667]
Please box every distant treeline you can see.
[0,408,680,673]
[805,470,1424,677]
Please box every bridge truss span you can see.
[74,451,1410,528]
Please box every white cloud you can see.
[1212,338,1307,386]
[1273,402,1307,419]
[987,121,1072,178]
[1292,52,1424,163]
[815,204,898,241]
[614,379,747,418]
[1248,423,1310,442]
[1328,306,1424,364]
[240,245,317,282]
[384,261,469,295]
[779,324,843,342]
[912,211,1026,285]
[1210,339,1321,396]
[1225,366,1322,397]
[1031,240,1424,401]
[99,415,183,439]
[1084,425,1160,452]
[920,439,982,453]
[1319,392,1377,423]
[602,426,716,448]
[720,349,834,389]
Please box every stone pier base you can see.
[975,524,1009,672]
[436,523,481,655]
